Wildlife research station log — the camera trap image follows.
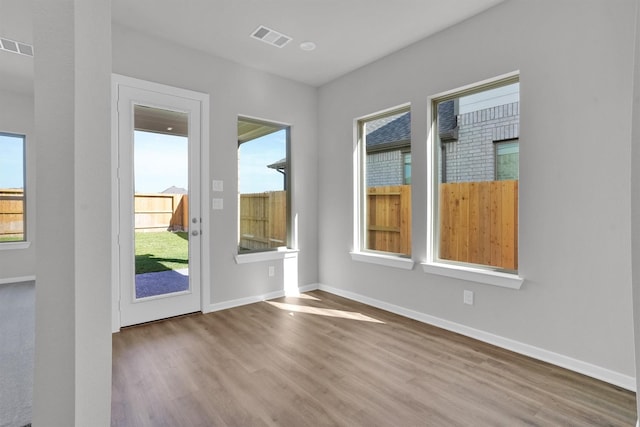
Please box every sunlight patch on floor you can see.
[265,301,385,323]
[284,293,321,301]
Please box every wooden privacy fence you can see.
[239,191,286,251]
[134,193,188,232]
[439,180,518,270]
[0,188,24,237]
[367,185,412,255]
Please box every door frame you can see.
[111,74,210,332]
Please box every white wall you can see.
[318,0,637,385]
[0,89,35,281]
[33,0,112,425]
[112,24,319,307]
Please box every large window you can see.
[0,133,26,243]
[357,107,411,257]
[432,76,519,272]
[237,117,290,253]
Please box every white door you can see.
[115,78,204,327]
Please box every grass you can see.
[0,235,23,242]
[135,231,189,274]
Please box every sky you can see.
[0,134,24,189]
[459,82,520,114]
[238,129,286,194]
[134,128,286,194]
[134,131,188,193]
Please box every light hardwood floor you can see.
[112,290,636,426]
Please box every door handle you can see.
[191,230,200,236]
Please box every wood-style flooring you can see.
[112,290,636,426]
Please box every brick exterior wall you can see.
[367,150,404,187]
[443,101,519,183]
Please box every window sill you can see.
[0,241,31,251]
[350,251,415,270]
[421,262,523,289]
[234,248,298,264]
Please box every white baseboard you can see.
[204,283,319,314]
[0,275,36,285]
[317,283,636,392]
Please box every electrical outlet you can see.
[463,290,474,305]
[268,266,275,277]
[212,198,223,210]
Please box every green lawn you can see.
[135,231,189,274]
[0,235,23,242]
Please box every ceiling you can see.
[0,0,504,93]
[238,117,286,145]
[135,105,189,137]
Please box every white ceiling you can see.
[0,0,33,94]
[0,0,504,93]
[111,0,504,86]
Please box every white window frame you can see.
[235,116,294,263]
[351,104,415,270]
[423,72,523,289]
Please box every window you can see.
[0,133,26,243]
[432,76,519,273]
[237,117,290,253]
[357,107,411,257]
[403,151,412,185]
[496,140,519,180]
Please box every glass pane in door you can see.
[133,105,190,299]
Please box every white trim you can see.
[350,251,415,270]
[200,94,211,318]
[234,248,299,264]
[0,241,31,250]
[111,74,210,331]
[0,275,36,285]
[353,104,412,259]
[318,283,636,392]
[112,74,211,104]
[111,74,120,333]
[429,70,521,103]
[422,262,523,289]
[425,71,522,291]
[204,283,318,313]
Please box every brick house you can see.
[364,94,519,188]
[365,111,411,187]
[440,99,519,183]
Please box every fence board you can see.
[0,189,24,236]
[439,180,518,270]
[458,182,470,262]
[479,183,491,266]
[468,182,480,265]
[239,191,287,251]
[367,185,411,255]
[134,193,188,232]
[490,181,502,268]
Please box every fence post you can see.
[182,195,189,231]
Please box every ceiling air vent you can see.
[0,38,34,57]
[250,26,292,48]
